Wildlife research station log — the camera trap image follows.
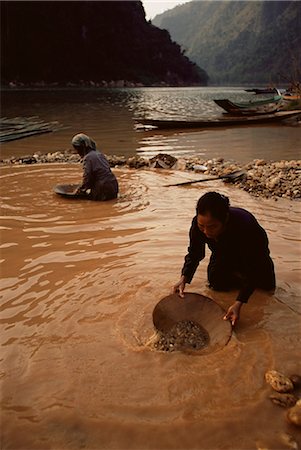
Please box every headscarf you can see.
[71,133,96,151]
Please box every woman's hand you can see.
[75,187,86,197]
[173,275,187,298]
[223,301,243,326]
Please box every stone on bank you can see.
[0,151,300,201]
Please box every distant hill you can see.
[0,1,208,87]
[153,1,301,85]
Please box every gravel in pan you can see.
[153,320,210,352]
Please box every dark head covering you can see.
[71,133,96,151]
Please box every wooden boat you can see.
[214,93,283,115]
[137,110,301,130]
[283,93,301,101]
[282,83,301,101]
[244,87,280,95]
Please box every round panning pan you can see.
[153,293,232,353]
[53,184,81,197]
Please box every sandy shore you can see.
[1,150,300,200]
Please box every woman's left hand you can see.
[75,186,85,196]
[223,301,243,326]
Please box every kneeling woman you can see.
[72,133,118,201]
[173,192,276,326]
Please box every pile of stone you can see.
[0,150,80,165]
[1,150,300,200]
[255,370,301,450]
[152,320,210,352]
[184,157,301,200]
[236,159,301,200]
[0,150,146,168]
[265,370,301,427]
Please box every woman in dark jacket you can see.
[173,192,276,325]
[72,133,118,201]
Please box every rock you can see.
[265,370,294,393]
[68,154,81,162]
[127,156,148,169]
[153,320,209,352]
[269,393,297,407]
[175,158,187,171]
[290,374,301,388]
[254,159,266,166]
[106,155,127,167]
[193,164,208,172]
[20,156,37,164]
[266,175,281,189]
[149,153,178,169]
[287,404,301,427]
[212,157,224,164]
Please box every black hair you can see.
[196,192,230,223]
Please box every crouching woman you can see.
[173,192,276,325]
[72,133,118,201]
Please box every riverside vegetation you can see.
[1,1,207,87]
[153,0,301,85]
[1,151,300,201]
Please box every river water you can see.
[1,88,301,449]
[1,87,301,162]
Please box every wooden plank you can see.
[0,117,61,142]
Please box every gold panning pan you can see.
[152,293,232,353]
[53,184,81,198]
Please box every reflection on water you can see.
[1,164,301,449]
[1,87,300,163]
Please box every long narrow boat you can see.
[244,87,280,95]
[214,93,283,115]
[283,93,301,101]
[137,110,301,130]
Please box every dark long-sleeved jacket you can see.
[81,150,118,200]
[181,207,275,303]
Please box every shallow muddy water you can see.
[1,164,300,449]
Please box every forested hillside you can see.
[1,1,208,86]
[153,1,301,84]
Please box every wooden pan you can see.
[153,293,232,353]
[53,184,81,198]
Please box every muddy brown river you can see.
[1,162,300,449]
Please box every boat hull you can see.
[214,95,283,115]
[137,110,301,130]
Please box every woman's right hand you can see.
[173,275,186,298]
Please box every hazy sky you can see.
[142,0,191,20]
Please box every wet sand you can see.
[1,164,301,449]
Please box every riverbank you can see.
[1,150,300,200]
[2,80,172,89]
